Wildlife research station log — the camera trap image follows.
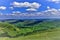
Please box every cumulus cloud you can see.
[0,6,6,10]
[11,2,41,9]
[26,8,37,11]
[44,8,60,16]
[47,0,60,3]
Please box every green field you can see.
[0,20,60,40]
[0,27,60,40]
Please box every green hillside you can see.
[0,20,60,40]
[0,27,60,40]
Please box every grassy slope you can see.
[0,27,60,40]
[0,20,60,40]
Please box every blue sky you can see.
[0,0,60,14]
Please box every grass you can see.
[0,20,58,37]
[0,27,60,40]
[0,20,60,40]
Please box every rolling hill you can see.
[0,19,60,40]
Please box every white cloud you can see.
[0,13,3,15]
[12,11,21,13]
[0,6,6,10]
[26,8,37,11]
[46,8,58,12]
[47,0,60,3]
[11,2,41,9]
[44,8,60,16]
[9,7,14,10]
[58,9,60,11]
[47,6,51,9]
